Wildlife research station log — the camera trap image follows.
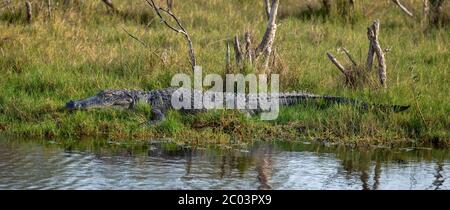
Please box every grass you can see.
[0,0,449,148]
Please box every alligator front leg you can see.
[148,108,166,125]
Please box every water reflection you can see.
[0,138,449,190]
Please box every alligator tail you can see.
[278,93,410,113]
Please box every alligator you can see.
[65,87,410,124]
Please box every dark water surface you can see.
[0,137,449,190]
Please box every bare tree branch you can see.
[327,52,349,78]
[145,0,196,70]
[341,48,357,67]
[245,32,253,66]
[102,0,115,12]
[233,35,243,66]
[256,0,279,57]
[46,0,52,18]
[122,28,149,48]
[264,0,271,19]
[122,27,165,64]
[225,41,231,74]
[392,0,414,18]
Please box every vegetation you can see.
[0,0,449,148]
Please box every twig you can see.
[122,28,149,48]
[226,41,231,74]
[264,0,271,19]
[341,48,358,67]
[391,0,414,18]
[327,52,348,78]
[122,27,165,64]
[245,32,253,66]
[102,0,116,12]
[47,0,52,18]
[233,35,243,66]
[145,0,196,70]
[204,38,230,48]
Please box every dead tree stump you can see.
[328,20,387,89]
[367,20,387,88]
[232,0,279,73]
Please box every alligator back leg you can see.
[147,89,172,125]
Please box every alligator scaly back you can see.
[66,87,410,125]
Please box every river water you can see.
[0,137,449,190]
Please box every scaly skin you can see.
[66,87,410,124]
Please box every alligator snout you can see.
[66,100,85,110]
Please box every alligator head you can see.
[66,89,141,110]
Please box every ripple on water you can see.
[0,139,449,190]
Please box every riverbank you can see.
[0,0,449,148]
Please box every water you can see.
[0,137,449,190]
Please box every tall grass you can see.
[0,0,448,147]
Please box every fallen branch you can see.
[145,0,196,70]
[392,0,414,18]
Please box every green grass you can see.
[0,0,449,147]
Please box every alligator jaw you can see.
[65,90,136,111]
[65,96,108,110]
